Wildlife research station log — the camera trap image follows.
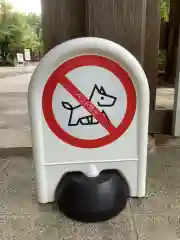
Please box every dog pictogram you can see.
[62,84,117,126]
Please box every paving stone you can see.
[33,212,137,240]
[0,156,38,214]
[0,213,136,240]
[0,216,11,240]
[0,156,9,172]
[133,214,179,240]
[130,147,180,214]
[155,134,180,147]
[0,129,31,148]
[3,213,136,240]
[8,215,33,240]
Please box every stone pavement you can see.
[156,88,174,110]
[0,64,37,79]
[0,146,180,240]
[0,71,32,148]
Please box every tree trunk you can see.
[165,0,180,85]
[41,0,160,110]
[41,0,85,53]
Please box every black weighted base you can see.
[55,170,129,223]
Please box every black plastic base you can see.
[55,170,129,223]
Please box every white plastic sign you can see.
[16,53,24,63]
[28,38,149,203]
[24,49,31,61]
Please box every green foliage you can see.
[160,0,170,22]
[0,0,43,65]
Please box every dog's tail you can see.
[62,102,74,110]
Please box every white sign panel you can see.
[24,49,31,61]
[16,53,24,63]
[28,38,149,203]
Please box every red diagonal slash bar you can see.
[59,76,116,133]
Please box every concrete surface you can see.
[156,88,174,110]
[0,146,180,239]
[0,68,33,148]
[0,64,37,79]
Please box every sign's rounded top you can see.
[28,37,149,149]
[29,37,149,96]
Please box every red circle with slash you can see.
[42,55,136,148]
